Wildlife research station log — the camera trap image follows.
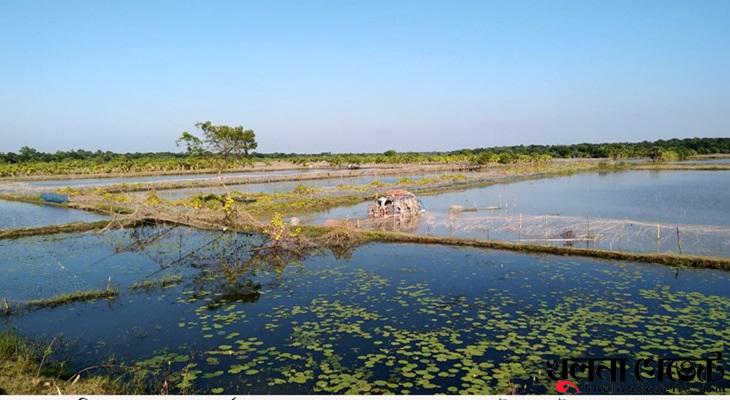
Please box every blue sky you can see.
[0,0,728,153]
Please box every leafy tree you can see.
[649,146,663,162]
[192,121,257,159]
[176,132,205,155]
[18,146,40,161]
[177,121,257,160]
[658,149,680,162]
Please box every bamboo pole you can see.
[676,226,682,254]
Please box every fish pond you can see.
[1,226,728,394]
[307,170,730,257]
[0,199,105,229]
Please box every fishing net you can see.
[0,225,237,309]
[0,235,99,305]
[345,211,730,257]
[422,212,730,257]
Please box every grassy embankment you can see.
[0,331,119,394]
[24,289,118,309]
[2,288,118,317]
[0,220,113,240]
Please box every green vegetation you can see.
[0,331,118,394]
[649,147,680,162]
[0,220,113,240]
[129,275,184,291]
[1,137,727,177]
[177,121,257,158]
[21,288,119,312]
[182,191,364,219]
[395,174,467,186]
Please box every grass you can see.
[181,191,365,219]
[0,220,113,240]
[0,193,53,206]
[129,274,183,291]
[0,330,119,394]
[23,288,119,311]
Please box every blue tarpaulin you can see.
[40,192,70,204]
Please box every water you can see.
[310,170,730,226]
[0,199,105,229]
[1,227,728,394]
[306,170,730,256]
[22,168,330,189]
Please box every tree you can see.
[648,146,663,162]
[18,146,40,161]
[658,149,679,162]
[178,121,257,159]
[176,132,205,155]
[194,121,257,159]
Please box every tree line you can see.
[2,135,727,165]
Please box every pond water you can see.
[306,171,730,257]
[1,227,728,394]
[0,199,105,229]
[21,168,331,189]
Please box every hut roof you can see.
[383,189,415,199]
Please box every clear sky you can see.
[0,0,728,153]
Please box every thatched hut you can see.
[367,189,422,218]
